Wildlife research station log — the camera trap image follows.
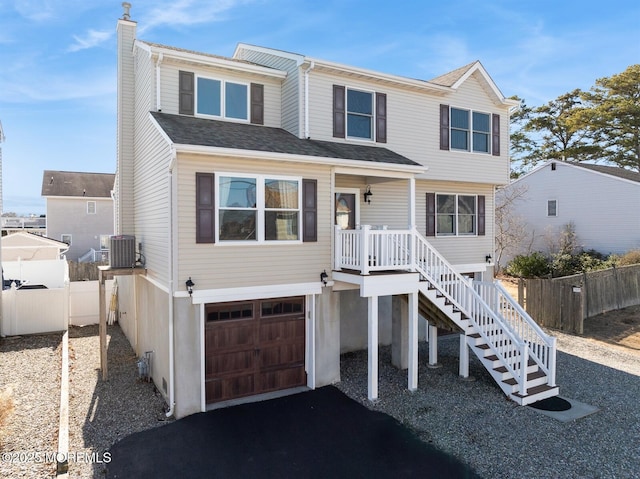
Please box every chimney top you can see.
[122,2,132,20]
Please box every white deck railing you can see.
[334,225,557,394]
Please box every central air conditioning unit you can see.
[110,235,136,268]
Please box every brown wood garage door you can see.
[204,296,306,404]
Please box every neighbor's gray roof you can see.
[41,171,115,197]
[151,112,420,167]
[570,162,640,183]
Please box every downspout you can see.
[155,53,163,111]
[165,146,177,417]
[303,61,315,139]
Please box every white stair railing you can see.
[474,281,557,387]
[411,229,529,395]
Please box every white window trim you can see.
[87,201,97,214]
[345,86,376,142]
[435,193,478,237]
[450,107,492,154]
[195,75,250,122]
[547,199,558,217]
[215,172,302,244]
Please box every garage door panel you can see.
[260,366,306,393]
[260,317,305,343]
[206,322,256,350]
[206,374,255,403]
[206,350,256,378]
[260,343,305,368]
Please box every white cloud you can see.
[68,29,113,52]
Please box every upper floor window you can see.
[87,201,96,214]
[196,77,249,121]
[547,199,558,217]
[440,104,500,156]
[333,85,386,143]
[61,234,72,245]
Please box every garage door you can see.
[204,296,306,404]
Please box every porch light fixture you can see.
[186,277,195,296]
[363,185,373,204]
[485,254,492,263]
[320,270,328,286]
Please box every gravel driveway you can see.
[2,323,639,478]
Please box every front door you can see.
[335,192,357,230]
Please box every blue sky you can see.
[0,0,638,216]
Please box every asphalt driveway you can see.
[107,386,479,478]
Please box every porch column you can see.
[391,296,408,370]
[408,292,418,392]
[367,295,378,401]
[459,334,469,378]
[427,322,441,368]
[408,176,416,230]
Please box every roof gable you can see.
[41,171,115,198]
[511,161,640,186]
[2,231,68,249]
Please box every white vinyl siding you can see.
[234,47,301,136]
[306,70,510,185]
[416,180,495,268]
[504,162,640,257]
[159,63,282,128]
[177,155,331,291]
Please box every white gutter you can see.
[303,61,315,139]
[172,144,427,175]
[165,146,177,418]
[155,53,163,111]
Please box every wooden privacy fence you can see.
[525,264,640,334]
[68,261,108,281]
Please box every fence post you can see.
[517,278,525,307]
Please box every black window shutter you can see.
[302,179,317,242]
[440,104,450,150]
[196,173,215,243]
[179,71,195,116]
[376,92,387,143]
[333,85,345,138]
[426,193,436,237]
[250,83,264,125]
[477,195,485,236]
[492,114,500,156]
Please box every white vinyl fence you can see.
[1,280,114,336]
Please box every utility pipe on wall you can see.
[165,147,177,418]
[303,61,315,139]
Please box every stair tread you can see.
[512,383,559,398]
[502,369,546,386]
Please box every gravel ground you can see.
[336,330,640,479]
[2,323,639,479]
[0,333,62,479]
[68,324,170,478]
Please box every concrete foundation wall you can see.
[173,297,203,419]
[314,288,341,387]
[339,290,392,353]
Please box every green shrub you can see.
[506,252,550,278]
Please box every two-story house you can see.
[41,170,115,262]
[115,6,558,419]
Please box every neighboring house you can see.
[501,161,640,262]
[1,231,68,262]
[1,216,47,236]
[114,7,558,418]
[41,170,115,262]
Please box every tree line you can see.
[510,64,640,177]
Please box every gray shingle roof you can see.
[150,112,420,167]
[569,162,640,183]
[428,61,478,87]
[41,171,115,197]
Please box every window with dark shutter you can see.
[477,195,485,236]
[196,173,215,243]
[302,179,317,242]
[426,192,436,236]
[250,83,264,125]
[440,104,450,150]
[179,71,195,116]
[492,114,500,156]
[333,85,345,138]
[376,92,387,143]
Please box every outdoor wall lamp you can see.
[186,277,195,296]
[320,270,328,286]
[363,185,373,204]
[485,254,493,264]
